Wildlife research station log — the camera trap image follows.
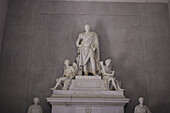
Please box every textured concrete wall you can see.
[169,0,170,20]
[0,0,9,55]
[0,1,170,113]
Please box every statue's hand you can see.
[112,70,115,74]
[77,44,82,48]
[111,71,115,76]
[92,47,96,51]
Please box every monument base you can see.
[51,104,126,113]
[47,76,129,113]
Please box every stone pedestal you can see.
[69,76,106,91]
[47,76,129,113]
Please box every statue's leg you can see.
[109,78,118,90]
[103,79,108,90]
[116,80,123,90]
[63,79,71,90]
[90,55,96,75]
[50,79,59,90]
[50,77,66,90]
[83,64,88,75]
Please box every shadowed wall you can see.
[0,0,170,113]
[169,0,170,20]
[0,0,9,55]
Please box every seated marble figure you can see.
[27,97,43,113]
[50,60,77,90]
[100,59,123,90]
[134,97,152,113]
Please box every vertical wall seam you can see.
[0,0,10,59]
[24,5,38,113]
[140,14,149,105]
[168,1,170,22]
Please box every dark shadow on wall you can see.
[94,20,113,63]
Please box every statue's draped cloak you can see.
[78,32,100,73]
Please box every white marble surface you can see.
[76,76,101,79]
[47,95,129,113]
[47,24,129,113]
[100,59,123,90]
[52,90,125,97]
[76,24,100,75]
[69,76,106,91]
[50,60,77,90]
[47,76,129,113]
[47,77,129,113]
[51,105,125,113]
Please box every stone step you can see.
[75,76,101,80]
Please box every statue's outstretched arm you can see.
[110,70,115,77]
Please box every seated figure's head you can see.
[105,59,111,67]
[139,97,144,105]
[64,60,70,67]
[33,97,39,105]
[84,24,90,32]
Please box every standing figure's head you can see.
[105,59,111,67]
[139,97,144,105]
[64,60,70,67]
[84,24,90,33]
[33,97,39,105]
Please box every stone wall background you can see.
[169,0,170,20]
[0,0,9,55]
[0,0,170,113]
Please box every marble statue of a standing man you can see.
[134,97,151,113]
[76,24,100,75]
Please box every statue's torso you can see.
[79,32,96,46]
[64,66,73,77]
[28,105,42,113]
[103,66,112,79]
[104,66,112,74]
[135,105,147,113]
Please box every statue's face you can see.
[64,60,70,66]
[33,97,39,104]
[139,97,144,105]
[105,59,111,66]
[84,24,90,32]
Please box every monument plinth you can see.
[69,76,105,91]
[47,76,129,113]
[47,24,129,113]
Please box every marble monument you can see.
[134,97,152,113]
[47,24,129,113]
